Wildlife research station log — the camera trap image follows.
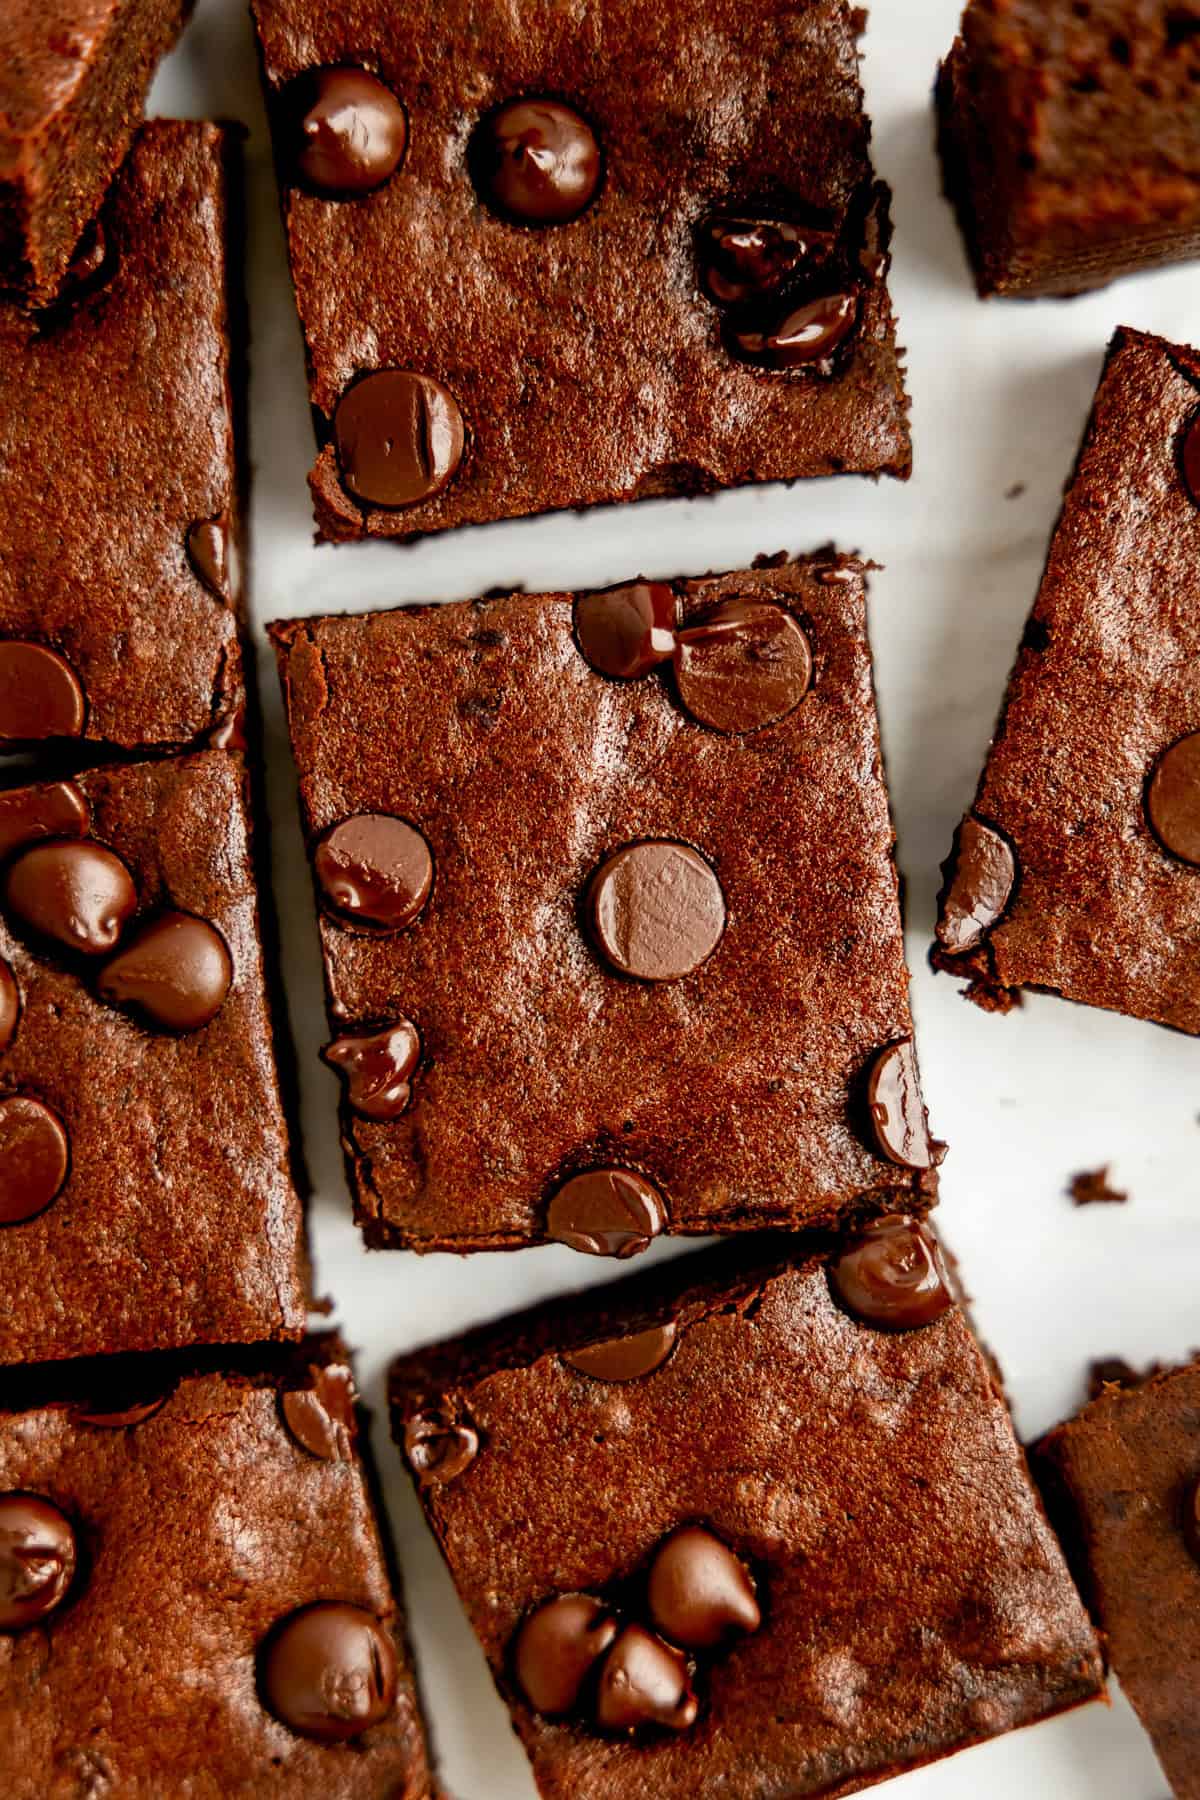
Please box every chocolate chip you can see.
[0,643,86,742]
[289,67,408,195]
[404,1411,479,1485]
[73,1398,167,1429]
[594,1625,698,1734]
[260,1602,398,1742]
[829,1215,953,1332]
[0,1096,69,1225]
[473,99,601,225]
[574,583,677,680]
[315,815,434,930]
[1147,732,1200,865]
[645,1527,761,1650]
[187,517,233,600]
[1183,1478,1200,1564]
[0,1493,77,1630]
[936,816,1017,954]
[865,1040,942,1171]
[207,709,247,752]
[281,1365,357,1462]
[513,1595,619,1716]
[0,783,89,866]
[725,292,858,368]
[4,840,136,957]
[587,842,725,982]
[699,217,835,306]
[97,913,232,1033]
[322,1020,420,1120]
[1182,413,1200,507]
[547,1169,668,1257]
[562,1322,678,1383]
[333,370,465,510]
[674,600,812,734]
[0,959,18,1053]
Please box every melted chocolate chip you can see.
[0,1096,69,1225]
[334,370,465,510]
[0,1493,77,1630]
[829,1215,953,1332]
[74,1398,167,1429]
[0,959,18,1053]
[595,1626,698,1734]
[674,600,812,734]
[1147,732,1200,865]
[936,816,1017,955]
[646,1527,761,1650]
[4,840,135,957]
[315,815,434,930]
[322,1020,420,1120]
[0,643,86,742]
[207,709,248,752]
[547,1169,668,1257]
[290,67,408,195]
[563,1322,678,1383]
[1183,1477,1200,1564]
[725,292,858,369]
[404,1412,479,1485]
[187,517,233,600]
[587,842,725,982]
[866,1040,942,1171]
[699,216,835,306]
[513,1595,619,1716]
[281,1366,357,1462]
[260,1602,398,1742]
[1182,413,1200,507]
[574,584,677,680]
[0,781,89,865]
[473,99,602,225]
[97,913,232,1032]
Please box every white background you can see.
[152,4,1196,1794]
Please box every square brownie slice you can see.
[1035,1360,1200,1799]
[0,749,309,1363]
[933,327,1200,1032]
[0,0,191,304]
[0,1337,433,1798]
[0,119,246,754]
[250,0,910,544]
[271,555,940,1257]
[390,1233,1104,1798]
[938,0,1200,299]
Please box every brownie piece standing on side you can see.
[0,750,309,1364]
[1035,1360,1200,1799]
[0,0,192,304]
[938,0,1200,299]
[0,1337,434,1799]
[249,0,910,545]
[0,119,247,755]
[390,1232,1104,1799]
[934,327,1200,1032]
[271,555,941,1257]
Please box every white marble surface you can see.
[150,3,1196,1793]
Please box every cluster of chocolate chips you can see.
[696,214,860,371]
[828,1214,954,1331]
[511,1526,761,1737]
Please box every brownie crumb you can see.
[1068,1167,1128,1207]
[1086,1357,1153,1400]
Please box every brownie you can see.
[271,555,941,1256]
[249,0,911,545]
[389,1231,1104,1798]
[0,119,247,755]
[0,1336,433,1797]
[938,0,1200,299]
[0,0,191,304]
[933,327,1200,1032]
[1035,1360,1200,1798]
[0,749,309,1364]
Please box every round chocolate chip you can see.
[289,67,408,195]
[281,1366,357,1462]
[333,370,465,510]
[1182,413,1200,508]
[0,643,86,743]
[4,840,136,957]
[187,517,232,600]
[725,292,858,369]
[0,1493,77,1631]
[261,1601,398,1742]
[314,815,434,931]
[513,1595,619,1717]
[646,1527,761,1651]
[574,583,677,680]
[473,99,601,225]
[865,1040,941,1171]
[0,959,18,1053]
[322,1020,420,1120]
[674,600,812,734]
[403,1412,479,1486]
[1183,1476,1200,1564]
[936,816,1017,955]
[829,1215,953,1332]
[587,842,725,983]
[547,1169,667,1258]
[0,1096,69,1225]
[97,913,232,1032]
[699,216,835,307]
[594,1625,698,1735]
[0,781,89,865]
[562,1322,678,1383]
[1147,732,1200,866]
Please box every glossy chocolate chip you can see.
[829,1214,953,1332]
[726,292,858,369]
[315,815,433,931]
[513,1595,619,1716]
[595,1626,698,1735]
[0,1493,77,1630]
[0,782,89,865]
[936,816,1017,955]
[291,67,408,195]
[1182,414,1200,508]
[474,99,601,224]
[207,709,248,753]
[282,1365,357,1462]
[699,216,835,306]
[588,842,725,982]
[0,959,18,1053]
[187,516,232,600]
[866,1040,941,1171]
[261,1601,398,1742]
[0,1096,69,1225]
[646,1527,761,1650]
[404,1412,479,1486]
[4,840,136,957]
[334,370,465,510]
[1147,733,1200,866]
[547,1169,668,1257]
[674,600,812,734]
[0,643,86,742]
[322,1021,420,1120]
[74,1398,167,1429]
[97,913,232,1032]
[1183,1476,1200,1564]
[574,583,677,680]
[563,1322,678,1383]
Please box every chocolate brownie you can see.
[0,1336,433,1797]
[390,1231,1104,1798]
[938,0,1200,299]
[0,749,309,1364]
[934,327,1200,1032]
[1035,1359,1200,1798]
[249,0,910,544]
[271,555,941,1255]
[0,119,247,754]
[0,0,191,304]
